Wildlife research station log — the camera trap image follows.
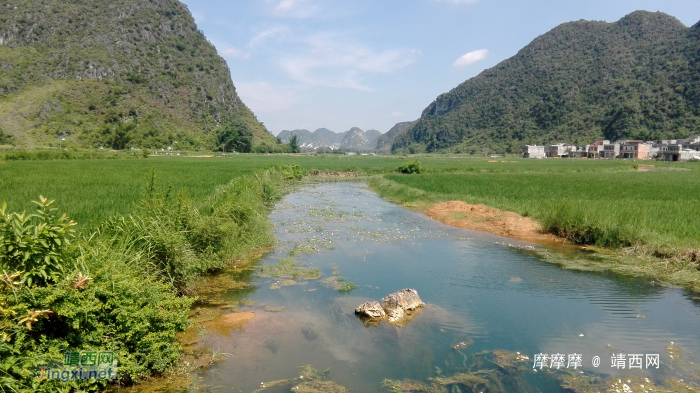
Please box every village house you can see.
[586,140,609,158]
[661,144,700,161]
[620,140,652,159]
[544,143,572,158]
[570,145,590,158]
[522,145,545,158]
[522,135,700,160]
[600,142,620,158]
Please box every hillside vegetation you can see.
[0,0,274,150]
[393,11,700,153]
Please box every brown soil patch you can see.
[425,201,564,244]
[637,164,655,172]
[203,311,256,336]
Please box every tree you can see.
[108,121,136,150]
[215,123,253,153]
[289,134,300,153]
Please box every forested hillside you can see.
[0,0,274,150]
[393,11,700,153]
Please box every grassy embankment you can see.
[0,158,305,392]
[367,158,700,291]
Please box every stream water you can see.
[193,182,700,392]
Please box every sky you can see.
[180,0,700,135]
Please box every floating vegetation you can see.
[264,306,284,312]
[292,380,348,393]
[381,378,430,392]
[253,365,341,393]
[290,237,335,255]
[320,276,357,292]
[270,279,299,289]
[307,207,353,222]
[430,373,489,387]
[258,257,322,280]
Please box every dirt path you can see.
[424,201,565,245]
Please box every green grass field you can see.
[0,154,408,228]
[373,160,700,249]
[2,154,698,246]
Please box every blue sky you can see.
[180,0,700,135]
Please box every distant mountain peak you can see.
[277,126,386,152]
[393,10,700,153]
[0,0,273,149]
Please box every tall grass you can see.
[378,169,700,249]
[3,155,694,230]
[0,165,297,391]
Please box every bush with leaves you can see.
[0,164,301,391]
[397,160,424,174]
[0,196,77,287]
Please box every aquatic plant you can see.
[258,257,322,280]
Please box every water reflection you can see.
[196,183,700,392]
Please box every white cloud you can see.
[262,0,354,19]
[236,81,295,113]
[390,111,404,118]
[278,33,420,90]
[265,0,318,18]
[275,0,306,12]
[453,49,488,67]
[222,46,251,59]
[249,26,290,48]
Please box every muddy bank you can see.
[425,201,565,245]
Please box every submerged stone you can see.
[355,289,425,326]
[382,289,425,314]
[354,301,386,318]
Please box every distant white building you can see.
[522,145,545,159]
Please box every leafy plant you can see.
[0,196,77,287]
[288,135,300,153]
[397,160,424,174]
[281,164,305,180]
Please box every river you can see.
[191,182,700,392]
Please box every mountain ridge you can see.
[392,11,700,153]
[0,0,274,149]
[277,127,386,152]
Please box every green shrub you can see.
[397,160,424,174]
[280,164,305,180]
[0,164,300,391]
[0,196,77,286]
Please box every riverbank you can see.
[367,175,700,293]
[0,165,303,392]
[153,181,700,393]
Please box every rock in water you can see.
[355,289,425,326]
[382,289,425,313]
[382,289,425,324]
[355,301,386,318]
